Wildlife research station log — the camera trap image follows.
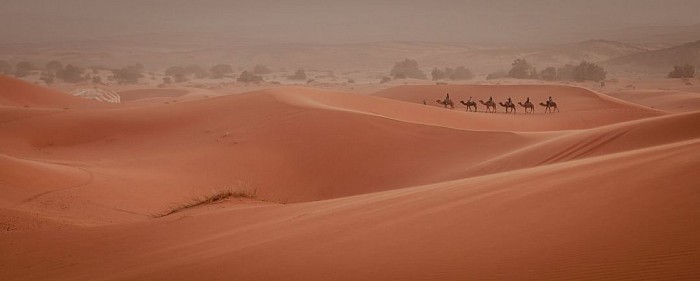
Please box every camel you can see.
[499,101,516,114]
[518,101,535,114]
[436,99,454,109]
[539,101,560,113]
[478,99,497,113]
[460,100,478,112]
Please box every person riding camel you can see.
[526,97,530,103]
[507,97,513,106]
[468,96,473,103]
[445,93,451,102]
[488,96,493,103]
[547,96,553,106]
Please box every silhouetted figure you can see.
[423,99,427,105]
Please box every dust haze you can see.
[1,0,699,44]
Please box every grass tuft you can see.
[154,184,257,218]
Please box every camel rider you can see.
[445,93,451,102]
[507,97,512,106]
[526,97,530,103]
[488,96,493,103]
[547,96,553,106]
[468,96,473,103]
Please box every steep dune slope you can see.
[460,111,700,177]
[607,89,700,113]
[2,136,698,281]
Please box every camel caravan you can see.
[435,93,559,114]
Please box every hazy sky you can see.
[1,0,699,44]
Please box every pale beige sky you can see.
[1,0,699,44]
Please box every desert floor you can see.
[1,75,699,280]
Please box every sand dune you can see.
[373,84,665,131]
[607,89,700,113]
[2,136,698,281]
[0,75,99,108]
[460,111,700,177]
[0,81,698,280]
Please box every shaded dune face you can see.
[0,81,699,280]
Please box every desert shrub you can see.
[0,60,11,74]
[237,71,263,82]
[56,64,84,83]
[571,61,606,82]
[112,64,144,84]
[155,186,257,217]
[252,64,273,74]
[540,67,557,81]
[668,64,695,78]
[390,59,426,79]
[380,76,392,83]
[210,64,233,79]
[347,78,355,83]
[14,61,35,77]
[508,58,537,79]
[288,68,307,80]
[431,68,445,80]
[46,60,64,75]
[165,66,188,82]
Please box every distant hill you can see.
[604,39,700,71]
[521,39,647,67]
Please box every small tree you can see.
[252,64,273,74]
[431,68,445,80]
[56,64,84,83]
[46,60,64,75]
[237,71,263,82]
[540,67,557,81]
[15,61,35,77]
[571,61,606,82]
[508,58,536,79]
[112,64,144,84]
[668,64,695,78]
[165,66,188,82]
[210,64,233,79]
[390,59,426,79]
[288,69,307,80]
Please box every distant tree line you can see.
[505,58,607,82]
